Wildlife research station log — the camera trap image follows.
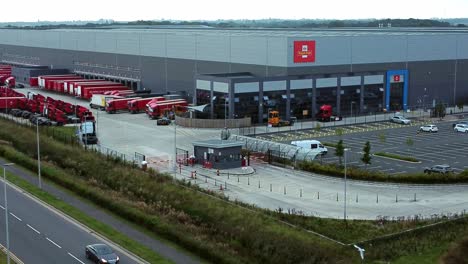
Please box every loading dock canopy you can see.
[230,135,319,161]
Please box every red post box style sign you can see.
[294,41,316,63]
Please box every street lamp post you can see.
[3,163,14,264]
[224,96,228,128]
[344,148,350,221]
[36,119,42,189]
[173,106,177,180]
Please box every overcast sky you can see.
[1,0,467,22]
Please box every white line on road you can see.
[68,252,85,264]
[27,224,41,234]
[0,205,4,210]
[46,237,62,248]
[10,212,22,221]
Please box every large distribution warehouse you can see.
[0,27,467,123]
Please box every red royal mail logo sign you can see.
[294,40,316,63]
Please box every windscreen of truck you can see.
[82,122,95,134]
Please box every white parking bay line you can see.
[27,224,41,234]
[68,252,85,264]
[46,237,62,248]
[10,212,22,221]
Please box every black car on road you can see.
[85,244,119,264]
[156,117,171,125]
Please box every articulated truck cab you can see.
[78,114,98,145]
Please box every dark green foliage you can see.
[335,140,344,165]
[374,152,419,163]
[432,102,446,118]
[361,141,371,167]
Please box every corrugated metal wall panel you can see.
[116,32,139,55]
[95,32,116,54]
[139,32,165,57]
[60,31,78,50]
[352,35,407,64]
[75,31,96,52]
[291,79,312,89]
[196,34,230,63]
[288,36,352,67]
[166,33,196,60]
[457,35,468,58]
[407,35,457,61]
[235,82,260,93]
[231,36,267,65]
[341,76,361,86]
[1,29,468,68]
[267,37,288,67]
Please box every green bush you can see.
[374,152,419,162]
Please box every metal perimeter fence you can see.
[238,105,468,137]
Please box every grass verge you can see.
[374,152,419,162]
[4,170,172,264]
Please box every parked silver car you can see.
[419,124,438,133]
[390,115,411,124]
[454,124,468,133]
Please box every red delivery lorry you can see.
[106,97,141,113]
[146,100,188,119]
[128,97,165,114]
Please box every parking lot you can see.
[277,118,468,174]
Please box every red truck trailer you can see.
[38,75,80,89]
[146,99,188,119]
[67,80,112,94]
[105,97,141,113]
[0,97,25,111]
[75,82,125,97]
[81,86,128,100]
[315,104,343,122]
[128,97,165,114]
[29,77,39,87]
[0,87,24,97]
[51,78,84,93]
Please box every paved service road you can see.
[0,179,140,264]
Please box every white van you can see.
[291,140,328,155]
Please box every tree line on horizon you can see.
[1,18,467,30]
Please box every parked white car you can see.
[454,124,468,133]
[390,115,411,124]
[419,124,438,133]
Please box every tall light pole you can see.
[224,95,228,128]
[173,106,177,179]
[344,148,350,221]
[3,163,14,264]
[36,119,42,189]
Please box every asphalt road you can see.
[0,178,137,264]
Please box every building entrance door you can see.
[385,70,408,112]
[389,82,404,111]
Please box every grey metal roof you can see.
[192,139,244,148]
[46,27,468,37]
